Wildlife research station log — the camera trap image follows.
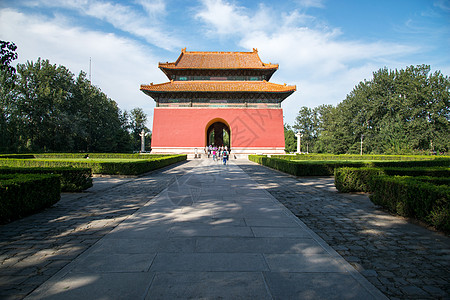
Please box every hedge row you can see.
[249,155,362,176]
[272,154,448,161]
[249,155,449,232]
[33,153,170,159]
[334,167,450,193]
[0,173,61,224]
[249,155,450,177]
[0,153,172,159]
[0,155,187,175]
[0,154,35,159]
[0,167,92,192]
[370,175,449,232]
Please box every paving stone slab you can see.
[169,224,254,237]
[150,253,270,272]
[244,216,300,227]
[71,253,156,273]
[89,238,162,254]
[264,272,382,300]
[251,226,312,238]
[103,225,172,240]
[264,253,348,272]
[26,272,154,300]
[194,237,328,254]
[146,272,272,300]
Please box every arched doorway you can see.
[206,121,230,148]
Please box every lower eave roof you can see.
[140,80,296,93]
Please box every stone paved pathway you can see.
[0,160,202,300]
[236,160,450,300]
[4,159,386,300]
[1,158,448,299]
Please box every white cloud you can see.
[0,8,164,129]
[195,0,420,125]
[195,0,272,36]
[23,0,182,51]
[136,0,167,18]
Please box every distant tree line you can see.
[0,41,150,153]
[286,65,449,154]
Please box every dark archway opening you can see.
[207,122,230,148]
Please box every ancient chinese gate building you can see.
[140,48,296,156]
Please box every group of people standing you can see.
[206,145,230,165]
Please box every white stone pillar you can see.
[296,132,302,154]
[140,129,145,152]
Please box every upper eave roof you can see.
[140,80,296,93]
[158,48,278,70]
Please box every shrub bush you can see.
[0,154,35,159]
[249,155,366,176]
[249,155,450,232]
[250,155,450,177]
[272,154,448,161]
[0,155,187,175]
[369,175,450,232]
[334,167,450,193]
[0,167,92,192]
[334,167,383,193]
[0,173,61,224]
[371,159,450,168]
[33,153,170,159]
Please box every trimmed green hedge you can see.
[272,154,448,161]
[334,167,382,193]
[249,155,450,232]
[0,153,174,159]
[249,155,366,176]
[0,173,61,224]
[0,154,35,159]
[33,153,170,159]
[0,167,92,192]
[335,167,450,193]
[249,155,450,177]
[369,175,450,232]
[0,155,187,175]
[371,160,450,168]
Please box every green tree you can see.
[71,71,131,152]
[0,41,18,74]
[329,65,449,154]
[16,58,75,151]
[293,106,319,153]
[129,107,149,151]
[284,124,296,153]
[289,65,449,155]
[8,54,135,153]
[313,104,336,153]
[0,41,19,152]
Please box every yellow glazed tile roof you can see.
[159,48,278,70]
[140,80,296,93]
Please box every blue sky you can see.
[1,0,449,128]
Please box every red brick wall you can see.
[152,108,285,149]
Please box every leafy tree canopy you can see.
[289,65,449,154]
[0,41,148,153]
